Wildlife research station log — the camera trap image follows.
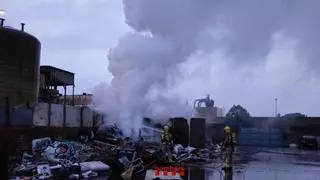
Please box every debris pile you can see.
[9,126,224,179]
[171,144,221,164]
[11,137,111,179]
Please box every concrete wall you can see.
[33,103,49,126]
[66,105,81,127]
[50,104,64,127]
[82,107,93,127]
[32,103,97,128]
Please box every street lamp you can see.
[275,98,278,117]
[0,9,5,16]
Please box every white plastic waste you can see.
[173,144,184,154]
[80,161,110,172]
[82,170,98,178]
[36,164,52,179]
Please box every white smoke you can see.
[93,0,320,135]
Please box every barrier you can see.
[32,103,97,128]
[239,128,282,147]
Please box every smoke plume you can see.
[93,0,320,135]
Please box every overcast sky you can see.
[2,0,128,93]
[1,0,320,117]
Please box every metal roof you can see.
[40,65,75,86]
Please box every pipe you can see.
[0,18,4,27]
[21,23,25,32]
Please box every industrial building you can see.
[0,16,319,157]
[193,95,224,124]
[0,18,40,108]
[0,18,102,157]
[58,93,93,107]
[39,65,75,104]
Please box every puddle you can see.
[182,149,320,180]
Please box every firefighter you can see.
[161,125,173,162]
[222,126,234,171]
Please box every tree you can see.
[282,113,306,125]
[226,105,251,125]
[282,113,306,119]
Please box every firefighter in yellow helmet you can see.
[161,125,173,162]
[222,126,235,171]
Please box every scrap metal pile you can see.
[10,137,112,180]
[9,126,223,180]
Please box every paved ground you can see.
[186,148,320,180]
[205,162,320,180]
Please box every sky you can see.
[1,0,128,93]
[1,0,320,117]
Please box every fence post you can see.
[48,103,51,126]
[80,107,83,128]
[63,86,66,128]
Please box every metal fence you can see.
[239,128,281,147]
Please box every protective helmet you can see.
[224,126,231,132]
[163,125,170,131]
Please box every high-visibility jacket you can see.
[161,131,172,143]
[222,133,234,152]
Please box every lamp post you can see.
[0,9,5,16]
[0,9,5,28]
[275,98,278,117]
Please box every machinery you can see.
[193,95,215,109]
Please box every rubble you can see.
[10,129,223,180]
[11,137,112,179]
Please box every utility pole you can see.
[275,98,278,117]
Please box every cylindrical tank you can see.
[0,25,41,107]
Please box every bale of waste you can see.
[170,118,189,147]
[190,118,206,149]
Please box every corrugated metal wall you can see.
[239,128,281,147]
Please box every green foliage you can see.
[226,105,251,124]
[282,113,306,119]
